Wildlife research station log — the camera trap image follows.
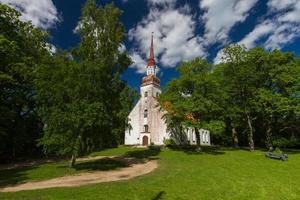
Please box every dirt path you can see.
[0,158,158,192]
[0,155,108,171]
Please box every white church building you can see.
[124,35,211,146]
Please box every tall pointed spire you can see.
[142,32,160,86]
[147,32,155,66]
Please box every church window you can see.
[145,91,148,97]
[144,125,149,132]
[144,109,148,118]
[156,92,159,97]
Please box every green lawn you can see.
[0,147,300,200]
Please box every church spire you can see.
[142,33,160,86]
[147,33,155,66]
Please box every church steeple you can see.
[142,33,160,87]
[146,33,156,76]
[147,33,155,67]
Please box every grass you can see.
[0,147,300,200]
[0,156,128,187]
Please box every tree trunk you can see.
[194,128,201,152]
[69,154,76,168]
[231,122,239,148]
[266,123,273,151]
[246,114,255,151]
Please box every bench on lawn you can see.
[265,152,288,161]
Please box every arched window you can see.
[144,125,149,132]
[156,92,159,97]
[145,91,148,97]
[144,109,148,118]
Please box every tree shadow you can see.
[0,149,161,189]
[0,165,38,188]
[152,191,166,200]
[169,145,226,155]
[124,148,161,160]
[73,158,129,171]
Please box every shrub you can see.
[163,139,173,147]
[273,147,282,155]
[272,137,290,148]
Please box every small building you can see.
[124,35,210,146]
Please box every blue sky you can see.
[2,0,300,90]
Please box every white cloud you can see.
[129,51,148,74]
[129,5,206,73]
[213,50,224,64]
[238,20,275,48]
[264,23,300,50]
[277,1,300,23]
[214,0,300,63]
[237,0,300,50]
[200,0,258,45]
[267,0,297,12]
[0,0,60,29]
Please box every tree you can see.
[159,58,225,150]
[220,45,300,150]
[35,0,131,167]
[0,4,49,162]
[253,50,300,150]
[221,45,260,151]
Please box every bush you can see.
[273,147,282,155]
[163,139,173,147]
[273,137,299,148]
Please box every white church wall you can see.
[125,99,141,145]
[140,84,161,98]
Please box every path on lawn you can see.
[0,157,158,192]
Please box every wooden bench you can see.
[265,152,288,161]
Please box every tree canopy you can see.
[159,45,300,151]
[35,0,133,167]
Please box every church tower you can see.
[124,34,211,146]
[124,34,169,146]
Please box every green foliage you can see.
[0,4,50,162]
[160,44,300,151]
[163,138,173,147]
[273,147,283,155]
[272,137,292,149]
[34,1,133,166]
[159,58,227,148]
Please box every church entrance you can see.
[142,136,148,146]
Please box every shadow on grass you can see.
[0,166,37,188]
[74,158,128,171]
[0,149,160,188]
[168,145,226,155]
[152,191,166,200]
[124,148,160,160]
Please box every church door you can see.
[142,136,148,146]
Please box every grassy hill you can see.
[0,146,299,200]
